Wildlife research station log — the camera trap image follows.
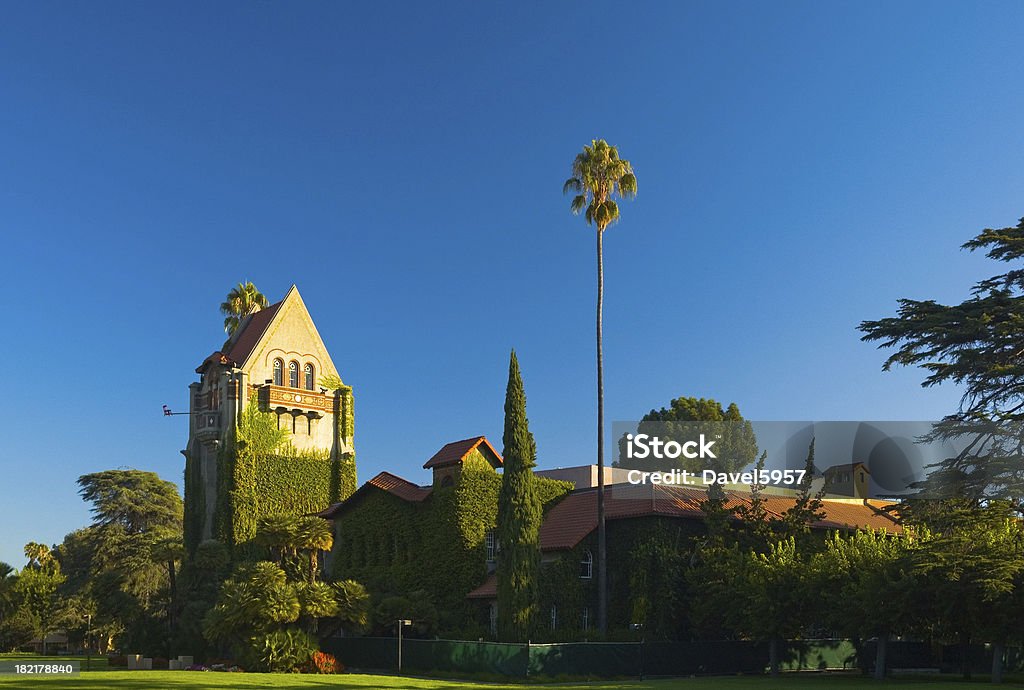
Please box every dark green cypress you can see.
[496,350,542,641]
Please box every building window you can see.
[580,550,593,579]
[288,361,298,388]
[273,359,283,386]
[304,363,315,391]
[581,607,590,632]
[485,530,497,562]
[550,604,558,630]
[489,603,498,636]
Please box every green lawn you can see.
[1,671,1022,690]
[1,657,1020,690]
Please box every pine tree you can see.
[496,350,542,641]
[860,217,1024,502]
[779,439,826,550]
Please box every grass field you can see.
[2,672,1022,690]
[0,657,1019,690]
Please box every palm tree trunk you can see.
[596,228,607,634]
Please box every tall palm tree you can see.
[563,139,637,634]
[220,281,269,336]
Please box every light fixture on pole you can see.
[396,619,412,673]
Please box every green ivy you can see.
[535,516,700,641]
[183,450,205,556]
[330,452,572,636]
[216,396,358,559]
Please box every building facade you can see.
[183,285,355,550]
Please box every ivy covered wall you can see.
[182,449,205,556]
[331,453,572,635]
[534,516,702,641]
[209,396,357,558]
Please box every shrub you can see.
[310,650,340,674]
[254,628,317,673]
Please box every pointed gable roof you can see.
[222,300,282,366]
[423,436,503,470]
[208,285,340,380]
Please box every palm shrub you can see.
[258,628,319,673]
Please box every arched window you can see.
[485,530,497,562]
[273,359,283,386]
[580,550,593,579]
[288,361,298,388]
[304,363,315,391]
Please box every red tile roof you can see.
[223,301,282,367]
[538,483,900,552]
[368,471,433,502]
[195,350,232,373]
[317,471,432,518]
[467,574,497,599]
[423,437,503,469]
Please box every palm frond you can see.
[619,172,637,198]
[595,200,619,229]
[565,140,636,228]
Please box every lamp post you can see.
[396,619,411,673]
[630,623,645,680]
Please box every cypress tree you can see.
[496,350,542,641]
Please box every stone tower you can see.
[183,285,355,551]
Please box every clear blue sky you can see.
[1,1,1022,567]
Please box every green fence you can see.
[322,637,876,677]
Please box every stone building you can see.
[183,285,355,547]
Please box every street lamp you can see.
[630,623,645,680]
[396,619,412,673]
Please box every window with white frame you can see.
[580,550,593,579]
[485,529,497,562]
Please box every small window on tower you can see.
[304,363,315,391]
[289,361,298,388]
[273,359,283,386]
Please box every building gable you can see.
[236,285,341,389]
